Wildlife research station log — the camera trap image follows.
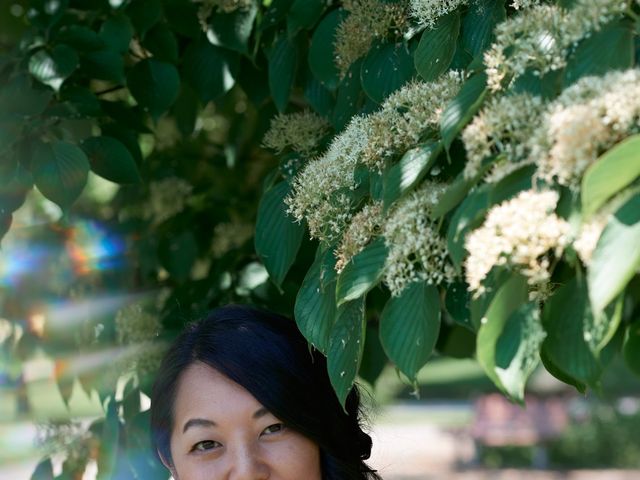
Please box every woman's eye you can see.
[262,423,285,435]
[191,440,220,452]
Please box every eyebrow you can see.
[182,407,271,433]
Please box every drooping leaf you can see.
[287,0,326,37]
[327,297,366,408]
[126,0,162,37]
[336,237,388,306]
[439,71,487,150]
[361,41,414,103]
[308,8,345,90]
[359,322,388,386]
[581,134,640,216]
[295,247,338,353]
[142,22,179,63]
[182,37,238,104]
[99,14,133,53]
[81,136,141,184]
[445,281,472,330]
[563,19,634,87]
[30,457,54,480]
[382,141,442,210]
[623,321,640,376]
[542,276,603,388]
[331,58,363,130]
[32,141,90,208]
[127,59,180,118]
[494,302,546,403]
[269,35,298,112]
[208,3,258,54]
[56,26,105,51]
[29,44,78,91]
[380,280,441,381]
[60,86,101,117]
[255,181,305,288]
[82,48,125,83]
[0,74,52,120]
[304,74,335,117]
[414,12,460,81]
[476,274,528,393]
[588,193,640,312]
[461,0,505,57]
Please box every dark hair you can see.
[150,304,381,480]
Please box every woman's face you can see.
[164,361,322,480]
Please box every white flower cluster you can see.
[363,72,463,171]
[409,0,467,28]
[464,190,570,294]
[335,0,408,76]
[146,177,193,225]
[383,182,455,296]
[484,0,628,91]
[573,217,606,266]
[37,422,91,474]
[286,116,370,243]
[335,202,384,273]
[115,303,164,377]
[262,110,330,157]
[211,221,254,257]
[510,0,540,9]
[533,69,640,188]
[462,93,545,179]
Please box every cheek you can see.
[268,434,322,479]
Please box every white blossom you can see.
[262,110,330,157]
[146,177,193,225]
[464,190,570,295]
[573,217,606,266]
[409,0,468,28]
[335,202,384,273]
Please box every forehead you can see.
[172,362,264,427]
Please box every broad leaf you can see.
[440,72,487,150]
[56,26,104,51]
[414,12,460,81]
[182,38,238,104]
[588,193,640,312]
[97,399,120,480]
[295,247,338,353]
[0,74,52,120]
[82,48,125,83]
[581,135,640,216]
[495,302,546,403]
[208,3,258,55]
[287,0,325,37]
[445,281,472,330]
[269,35,298,112]
[99,14,133,53]
[336,237,388,306]
[29,44,78,91]
[461,0,505,57]
[380,280,441,381]
[361,41,414,103]
[255,181,305,288]
[623,321,640,376]
[382,141,442,210]
[359,322,388,386]
[142,23,179,63]
[308,8,345,90]
[128,59,180,118]
[32,141,89,208]
[81,136,141,184]
[126,0,162,37]
[30,458,54,480]
[327,297,366,408]
[331,59,363,130]
[476,274,528,392]
[563,19,634,87]
[542,276,602,388]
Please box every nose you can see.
[228,442,269,480]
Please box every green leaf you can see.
[82,48,125,83]
[208,3,258,54]
[100,14,133,53]
[171,85,200,136]
[359,322,387,386]
[380,280,441,381]
[582,135,640,216]
[0,74,52,120]
[563,19,634,87]
[56,26,105,51]
[461,0,505,57]
[260,0,295,31]
[623,321,640,376]
[32,141,90,208]
[439,72,487,150]
[60,86,101,117]
[327,297,366,408]
[142,23,179,63]
[255,181,305,288]
[128,59,180,118]
[29,44,78,91]
[476,274,528,392]
[382,141,442,210]
[432,162,491,218]
[308,9,345,90]
[445,281,472,330]
[494,302,546,403]
[361,41,414,103]
[588,193,640,312]
[97,399,120,480]
[126,0,162,37]
[182,38,238,104]
[31,457,54,480]
[295,247,338,353]
[304,75,335,117]
[269,35,298,112]
[287,0,326,37]
[164,0,201,38]
[336,237,388,306]
[158,231,198,282]
[331,58,363,130]
[81,136,141,184]
[540,346,586,394]
[414,12,460,81]
[542,276,602,388]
